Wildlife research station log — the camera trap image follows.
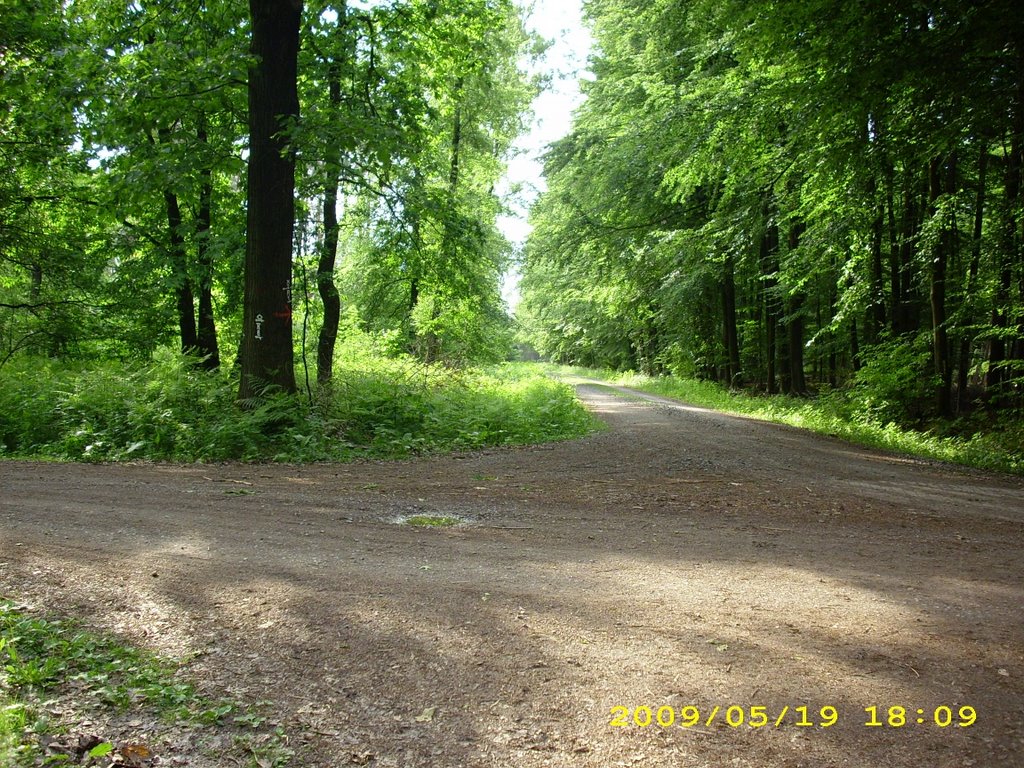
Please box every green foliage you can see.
[520,0,1024,427]
[0,347,595,462]
[0,691,30,767]
[323,342,595,456]
[0,602,194,715]
[843,335,940,424]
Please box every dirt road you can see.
[2,381,1023,767]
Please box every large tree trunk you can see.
[239,0,302,400]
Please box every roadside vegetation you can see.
[0,601,291,767]
[557,365,1023,475]
[0,341,595,463]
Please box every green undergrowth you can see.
[0,601,291,767]
[0,348,595,462]
[554,364,1023,476]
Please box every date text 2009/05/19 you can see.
[609,705,977,729]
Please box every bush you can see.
[843,334,939,424]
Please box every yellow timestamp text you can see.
[864,705,977,728]
[610,705,839,729]
[609,704,977,729]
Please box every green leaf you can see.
[88,742,115,758]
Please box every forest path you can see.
[2,382,1023,767]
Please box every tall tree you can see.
[522,0,1024,419]
[239,0,302,399]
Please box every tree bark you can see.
[195,115,220,370]
[165,189,199,354]
[239,0,302,400]
[884,160,902,335]
[721,255,742,386]
[928,155,954,417]
[316,5,347,385]
[895,169,924,334]
[785,222,807,395]
[760,223,779,393]
[957,142,988,411]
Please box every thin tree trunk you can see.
[928,155,954,417]
[760,223,779,393]
[868,181,886,343]
[722,255,741,386]
[316,7,346,385]
[957,142,988,411]
[317,174,342,384]
[896,169,924,334]
[165,189,199,354]
[239,0,302,400]
[422,84,465,363]
[884,161,902,335]
[195,115,220,370]
[786,222,807,395]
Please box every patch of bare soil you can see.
[2,381,1023,767]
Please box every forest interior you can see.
[1,1,1024,767]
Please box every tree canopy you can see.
[520,0,1024,422]
[5,0,1022,435]
[0,0,538,383]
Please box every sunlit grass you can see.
[0,350,597,463]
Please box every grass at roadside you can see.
[0,350,596,463]
[0,601,291,767]
[552,364,1023,476]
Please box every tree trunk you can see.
[884,160,902,335]
[421,85,465,363]
[239,0,302,400]
[895,169,924,334]
[785,223,807,395]
[989,55,1024,399]
[868,184,886,344]
[957,142,988,411]
[165,189,199,354]
[722,255,741,386]
[928,155,954,417]
[760,222,780,393]
[195,115,220,370]
[317,171,342,385]
[316,6,346,385]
